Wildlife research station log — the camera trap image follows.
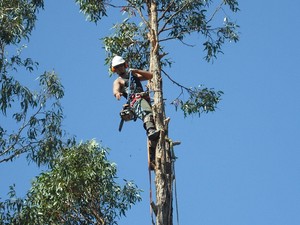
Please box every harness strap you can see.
[129,93,141,107]
[129,92,150,107]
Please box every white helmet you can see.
[111,55,125,67]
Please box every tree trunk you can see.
[147,1,173,225]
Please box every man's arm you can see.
[131,69,153,81]
[113,79,123,100]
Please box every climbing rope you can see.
[147,140,156,225]
[147,137,181,225]
[170,139,180,225]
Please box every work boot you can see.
[143,115,160,141]
[147,128,160,141]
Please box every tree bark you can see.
[147,1,173,225]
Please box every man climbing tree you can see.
[111,55,160,141]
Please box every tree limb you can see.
[206,1,225,24]
[157,0,175,23]
[161,69,190,93]
[158,1,191,36]
[0,104,42,159]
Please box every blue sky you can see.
[1,0,300,225]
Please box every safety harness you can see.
[118,71,149,131]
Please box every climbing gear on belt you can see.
[130,92,150,106]
[118,70,137,131]
[118,70,154,132]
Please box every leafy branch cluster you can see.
[103,19,151,71]
[75,0,107,23]
[117,0,240,61]
[0,141,142,225]
[172,86,223,117]
[163,70,223,117]
[0,0,43,46]
[0,0,69,165]
[156,0,239,62]
[0,69,68,165]
[1,1,142,224]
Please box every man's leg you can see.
[134,98,159,140]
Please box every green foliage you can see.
[103,19,150,71]
[162,70,224,117]
[224,0,239,12]
[0,141,142,225]
[172,86,223,117]
[0,0,72,165]
[0,185,24,225]
[102,0,239,63]
[75,0,107,22]
[0,0,44,45]
[156,0,239,62]
[0,0,44,71]
[202,17,239,62]
[72,0,239,63]
[1,2,142,224]
[0,69,70,165]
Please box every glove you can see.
[128,68,136,76]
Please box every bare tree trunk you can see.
[147,1,173,225]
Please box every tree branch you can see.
[0,103,43,162]
[161,69,190,93]
[157,0,175,23]
[159,25,201,43]
[158,1,191,36]
[127,1,151,30]
[206,1,225,24]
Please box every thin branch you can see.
[178,39,196,47]
[206,1,225,24]
[0,42,5,73]
[0,104,43,162]
[0,118,28,157]
[157,0,175,23]
[0,140,39,163]
[159,26,201,43]
[161,69,190,93]
[104,3,126,9]
[0,148,25,163]
[130,2,151,30]
[91,207,105,225]
[158,1,191,36]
